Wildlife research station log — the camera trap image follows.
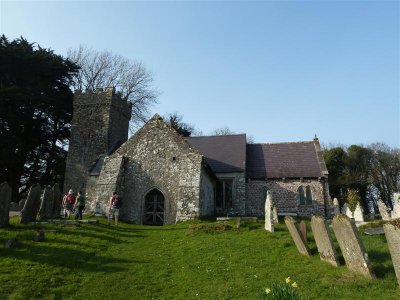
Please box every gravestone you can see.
[0,182,12,227]
[38,186,54,220]
[377,200,391,221]
[299,220,307,243]
[284,216,310,256]
[51,183,62,219]
[391,193,400,219]
[332,214,375,278]
[383,220,400,287]
[20,184,42,224]
[342,203,353,219]
[353,202,364,222]
[5,238,18,248]
[311,215,339,267]
[264,190,274,232]
[272,206,278,224]
[333,198,340,215]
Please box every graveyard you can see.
[0,215,399,300]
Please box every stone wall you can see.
[245,178,331,217]
[63,87,131,194]
[108,115,204,224]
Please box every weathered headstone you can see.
[272,206,278,224]
[20,184,42,224]
[391,193,400,220]
[34,230,45,242]
[51,183,62,219]
[311,215,339,267]
[284,216,310,256]
[342,203,354,219]
[377,199,391,221]
[0,182,12,227]
[264,190,274,232]
[333,198,340,215]
[38,186,54,220]
[383,220,400,287]
[353,202,364,222]
[332,214,375,278]
[299,220,307,243]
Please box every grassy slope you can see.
[0,217,399,300]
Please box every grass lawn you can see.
[0,217,399,300]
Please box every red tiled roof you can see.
[246,142,322,179]
[186,134,246,173]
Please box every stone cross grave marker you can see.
[383,220,400,287]
[20,184,42,224]
[391,193,400,220]
[311,215,339,267]
[332,214,375,278]
[38,186,54,220]
[333,198,340,215]
[51,183,62,219]
[299,220,307,244]
[264,190,274,232]
[378,200,391,221]
[284,216,310,256]
[353,202,364,222]
[0,182,12,227]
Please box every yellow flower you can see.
[265,288,271,294]
[292,282,298,288]
[285,277,291,284]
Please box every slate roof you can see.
[246,142,322,179]
[186,134,247,173]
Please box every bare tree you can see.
[211,127,254,143]
[67,45,159,128]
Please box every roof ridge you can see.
[187,133,246,139]
[250,141,314,146]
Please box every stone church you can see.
[64,87,333,225]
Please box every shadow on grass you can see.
[368,250,395,279]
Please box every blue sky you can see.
[1,1,399,147]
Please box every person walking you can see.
[108,192,121,226]
[62,189,76,219]
[74,191,86,220]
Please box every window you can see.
[305,186,313,205]
[216,179,233,208]
[298,186,306,205]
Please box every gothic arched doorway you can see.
[143,189,165,225]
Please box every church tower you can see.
[63,87,132,193]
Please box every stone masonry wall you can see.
[246,178,330,217]
[63,87,131,194]
[111,115,204,225]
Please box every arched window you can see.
[298,186,306,205]
[305,186,313,205]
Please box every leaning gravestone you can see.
[383,220,400,287]
[332,214,375,278]
[299,220,307,243]
[264,190,274,232]
[20,184,42,224]
[284,216,310,256]
[391,193,400,220]
[333,198,340,215]
[51,183,62,219]
[311,215,339,267]
[378,199,391,221]
[353,202,364,222]
[38,186,54,220]
[0,182,12,227]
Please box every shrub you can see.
[347,189,361,213]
